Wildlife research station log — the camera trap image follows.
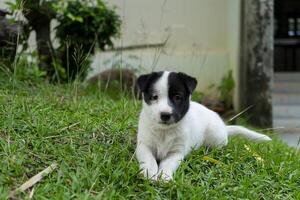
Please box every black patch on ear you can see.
[137,72,163,92]
[136,74,150,93]
[177,72,197,94]
[136,72,163,104]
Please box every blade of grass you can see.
[227,105,254,122]
[10,163,58,197]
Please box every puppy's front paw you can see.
[156,170,173,182]
[141,168,157,180]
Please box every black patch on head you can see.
[137,72,163,104]
[168,72,197,123]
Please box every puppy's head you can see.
[137,71,197,126]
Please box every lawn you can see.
[0,74,299,199]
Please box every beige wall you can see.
[108,0,229,51]
[91,0,241,107]
[228,0,241,109]
[0,0,6,8]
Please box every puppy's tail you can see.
[226,125,271,141]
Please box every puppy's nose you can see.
[160,112,172,122]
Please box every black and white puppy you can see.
[136,71,271,181]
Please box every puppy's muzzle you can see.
[160,112,172,123]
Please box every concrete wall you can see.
[228,0,241,109]
[91,0,241,105]
[0,1,6,8]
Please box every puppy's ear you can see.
[137,73,152,92]
[178,72,197,94]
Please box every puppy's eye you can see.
[173,94,182,101]
[150,95,158,101]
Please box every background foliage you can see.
[55,0,121,80]
[4,0,121,81]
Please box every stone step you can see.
[272,93,300,105]
[274,73,300,82]
[273,105,300,118]
[273,118,300,131]
[273,82,300,93]
[278,133,300,149]
[274,73,300,148]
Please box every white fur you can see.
[136,72,271,181]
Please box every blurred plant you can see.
[5,0,121,82]
[200,70,235,116]
[16,56,47,82]
[22,0,57,77]
[55,0,121,80]
[192,91,204,102]
[1,51,47,83]
[0,8,25,69]
[217,69,235,109]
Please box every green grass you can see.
[0,74,299,199]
